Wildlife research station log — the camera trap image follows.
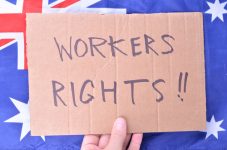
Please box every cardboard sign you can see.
[27,12,206,136]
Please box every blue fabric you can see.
[48,0,57,4]
[0,0,227,149]
[5,0,17,5]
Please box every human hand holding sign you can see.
[81,118,143,150]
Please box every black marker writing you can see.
[80,80,94,104]
[177,72,189,101]
[144,34,158,56]
[70,82,77,107]
[89,37,107,58]
[74,38,88,57]
[52,78,169,107]
[52,80,67,106]
[108,36,127,57]
[101,80,117,104]
[152,79,165,102]
[124,79,149,105]
[54,34,175,61]
[131,37,142,57]
[161,34,175,54]
[54,36,72,61]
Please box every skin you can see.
[81,117,143,150]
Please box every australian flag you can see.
[0,0,227,149]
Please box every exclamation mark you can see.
[177,72,188,101]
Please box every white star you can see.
[205,0,227,22]
[4,97,45,141]
[204,115,225,139]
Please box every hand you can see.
[81,117,143,150]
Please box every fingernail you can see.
[114,118,126,130]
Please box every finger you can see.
[106,117,127,150]
[128,134,143,150]
[98,134,110,148]
[123,134,132,150]
[81,134,100,148]
[81,144,100,150]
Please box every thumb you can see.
[106,117,127,150]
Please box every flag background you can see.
[0,0,227,149]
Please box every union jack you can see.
[42,0,126,14]
[0,0,24,14]
[0,14,26,70]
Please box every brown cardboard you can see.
[26,12,206,136]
